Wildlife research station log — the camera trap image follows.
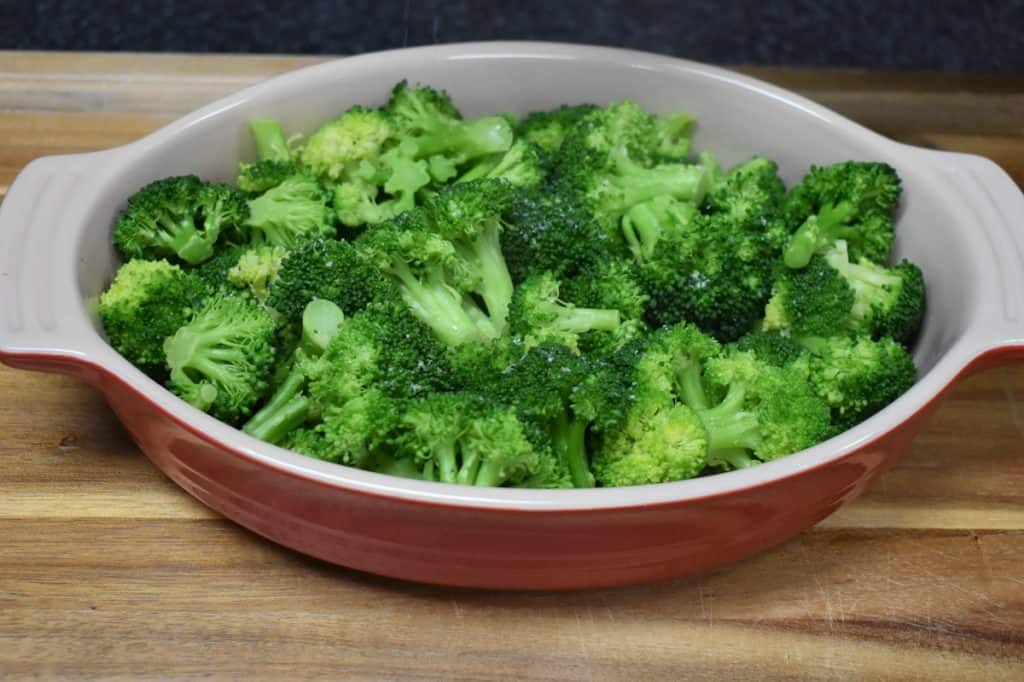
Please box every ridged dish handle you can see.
[0,152,118,379]
[912,148,1024,367]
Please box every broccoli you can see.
[457,139,546,188]
[800,335,917,431]
[824,241,925,344]
[237,118,297,193]
[114,175,247,265]
[762,255,855,338]
[163,294,277,422]
[398,393,540,486]
[385,81,514,166]
[501,186,609,283]
[192,243,247,292]
[227,245,288,302]
[266,238,394,323]
[516,104,597,154]
[556,100,713,243]
[592,403,707,486]
[783,161,901,269]
[98,259,208,374]
[244,175,336,248]
[508,271,623,352]
[620,195,699,262]
[299,106,395,183]
[357,180,516,345]
[732,330,807,368]
[560,259,649,354]
[652,112,696,160]
[704,157,786,236]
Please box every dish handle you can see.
[911,148,1024,369]
[0,152,120,382]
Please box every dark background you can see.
[3,0,1023,74]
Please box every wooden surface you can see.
[2,52,1024,680]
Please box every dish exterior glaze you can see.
[2,43,1023,589]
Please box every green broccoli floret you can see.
[192,243,246,293]
[266,238,394,323]
[592,403,707,486]
[762,255,855,337]
[799,335,917,432]
[242,299,345,444]
[227,245,288,302]
[384,81,514,166]
[244,175,336,248]
[457,139,546,188]
[508,271,622,352]
[557,101,714,243]
[398,393,540,487]
[98,259,208,374]
[237,118,297,193]
[299,106,395,183]
[732,330,807,368]
[358,180,516,345]
[783,161,901,268]
[640,211,777,341]
[113,175,247,265]
[516,104,598,154]
[501,186,610,283]
[560,259,649,354]
[703,157,786,235]
[824,242,925,344]
[652,112,696,160]
[163,294,277,422]
[692,350,831,469]
[620,195,699,262]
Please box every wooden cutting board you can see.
[2,52,1023,680]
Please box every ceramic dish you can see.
[2,43,1023,590]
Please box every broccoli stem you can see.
[695,383,762,455]
[552,413,594,488]
[707,447,758,470]
[250,118,291,162]
[621,202,663,261]
[784,201,856,269]
[456,448,483,486]
[243,367,307,443]
[154,213,214,265]
[413,117,513,160]
[551,306,621,333]
[434,441,459,484]
[388,260,485,346]
[467,221,515,334]
[474,458,508,488]
[673,356,709,411]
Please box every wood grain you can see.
[1,52,1023,680]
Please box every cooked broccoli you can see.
[227,245,288,302]
[799,335,917,432]
[99,87,926,491]
[114,175,247,265]
[508,271,622,352]
[358,180,516,345]
[266,237,394,323]
[237,118,297,193]
[98,259,208,374]
[163,294,277,422]
[783,161,901,268]
[501,186,609,283]
[244,175,336,248]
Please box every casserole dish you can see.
[2,42,1023,590]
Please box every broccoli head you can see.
[244,175,336,248]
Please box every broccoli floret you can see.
[824,242,925,344]
[704,157,786,235]
[732,330,807,368]
[620,195,699,262]
[502,186,610,283]
[237,118,297,193]
[358,180,516,345]
[163,294,277,422]
[458,139,546,188]
[299,106,395,183]
[385,81,514,166]
[783,161,901,268]
[113,175,247,265]
[762,255,855,337]
[244,175,336,248]
[98,259,208,374]
[227,245,288,302]
[557,101,714,243]
[640,211,777,341]
[592,403,707,486]
[266,238,393,323]
[800,335,917,432]
[192,243,246,293]
[508,271,622,352]
[652,112,696,160]
[560,259,649,354]
[516,104,598,154]
[242,299,345,444]
[398,393,540,487]
[692,350,831,468]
